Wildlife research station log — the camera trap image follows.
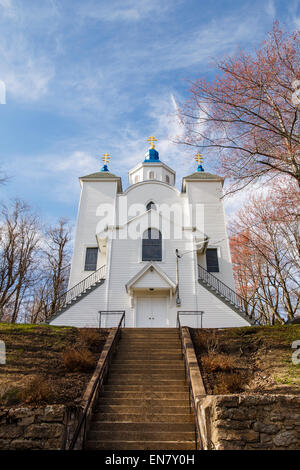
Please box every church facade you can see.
[50,138,251,328]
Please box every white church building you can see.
[50,138,252,328]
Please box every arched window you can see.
[146,201,156,211]
[149,171,155,179]
[142,228,162,261]
[134,175,139,184]
[165,175,170,184]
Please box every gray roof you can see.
[80,171,122,192]
[182,172,224,191]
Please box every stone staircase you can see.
[85,328,196,450]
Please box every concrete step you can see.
[111,361,184,366]
[119,339,181,342]
[104,384,188,391]
[96,405,190,414]
[119,342,182,348]
[99,391,189,399]
[115,354,183,359]
[85,440,195,450]
[108,370,185,377]
[90,422,194,432]
[99,398,189,406]
[106,378,187,385]
[88,430,195,441]
[93,412,193,423]
[121,330,180,341]
[110,365,185,372]
[116,352,182,357]
[122,328,178,332]
[119,338,179,342]
[119,345,182,349]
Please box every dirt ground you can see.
[191,325,300,395]
[0,323,109,406]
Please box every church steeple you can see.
[128,136,175,186]
[144,136,160,162]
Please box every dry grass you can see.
[214,372,246,394]
[201,353,235,373]
[191,325,300,395]
[62,348,96,372]
[21,376,54,404]
[79,328,104,352]
[0,323,109,406]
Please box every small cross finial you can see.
[101,153,111,172]
[102,153,111,165]
[194,152,204,172]
[194,152,203,164]
[147,135,157,149]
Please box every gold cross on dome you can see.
[102,153,111,165]
[194,152,203,164]
[147,135,157,149]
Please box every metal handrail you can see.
[69,311,125,450]
[47,265,106,321]
[64,264,106,305]
[198,264,254,320]
[177,311,204,329]
[99,311,126,328]
[177,315,203,450]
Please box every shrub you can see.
[201,353,235,373]
[20,376,53,404]
[79,328,103,352]
[193,330,220,354]
[0,386,22,405]
[213,372,246,394]
[62,348,95,372]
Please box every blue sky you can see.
[0,0,299,224]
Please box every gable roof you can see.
[181,172,224,192]
[80,172,122,192]
[126,262,176,293]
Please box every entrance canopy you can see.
[125,262,176,296]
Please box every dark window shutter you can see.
[142,229,162,261]
[206,248,219,272]
[84,247,98,271]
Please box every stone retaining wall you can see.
[0,405,81,450]
[197,394,300,450]
[181,327,300,450]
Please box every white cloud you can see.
[265,0,276,18]
[0,0,16,17]
[3,58,54,102]
[77,0,171,22]
[0,1,57,102]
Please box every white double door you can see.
[136,296,167,327]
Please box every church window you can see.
[166,175,170,184]
[146,201,156,211]
[84,247,98,271]
[142,228,162,261]
[134,175,139,183]
[206,248,219,272]
[149,171,155,179]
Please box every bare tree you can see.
[0,200,40,323]
[26,219,71,323]
[179,22,300,193]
